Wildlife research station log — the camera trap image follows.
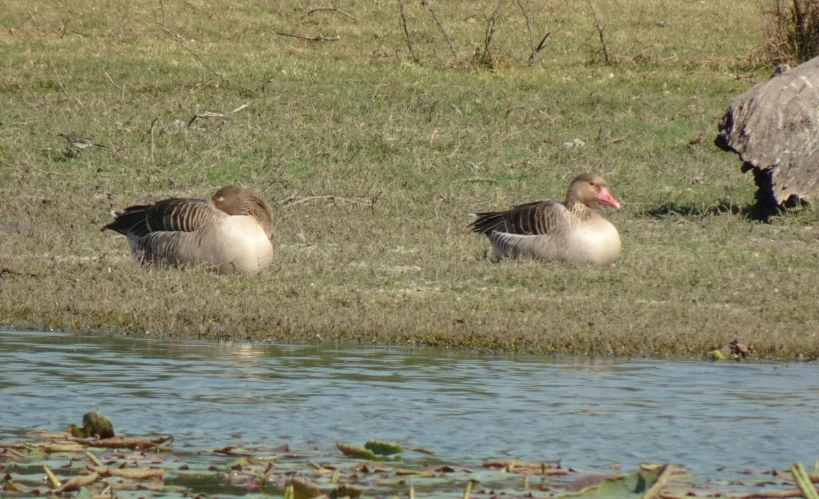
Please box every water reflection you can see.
[0,330,817,478]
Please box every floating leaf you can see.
[88,465,165,479]
[483,460,551,472]
[67,436,172,450]
[229,457,251,470]
[336,442,376,460]
[565,467,664,499]
[3,480,23,492]
[407,446,436,455]
[395,470,437,477]
[364,441,402,456]
[75,486,93,499]
[287,477,322,499]
[45,442,85,453]
[56,471,98,493]
[259,465,276,490]
[330,484,364,498]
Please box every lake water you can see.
[1,329,817,479]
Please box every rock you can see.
[715,56,819,210]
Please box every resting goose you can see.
[469,173,622,264]
[103,185,274,275]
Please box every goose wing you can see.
[102,198,219,238]
[470,200,571,235]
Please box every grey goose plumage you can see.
[470,173,622,264]
[103,185,274,275]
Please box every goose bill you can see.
[597,187,621,209]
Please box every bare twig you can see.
[465,178,497,184]
[587,0,610,64]
[29,167,71,177]
[58,18,68,39]
[396,0,419,63]
[275,31,339,42]
[533,32,550,57]
[304,7,358,23]
[102,70,126,100]
[28,12,83,108]
[149,117,162,167]
[188,104,249,126]
[281,195,373,207]
[480,1,504,64]
[102,70,122,92]
[515,0,535,61]
[174,0,199,10]
[188,111,227,125]
[153,0,224,78]
[515,0,551,65]
[421,0,457,60]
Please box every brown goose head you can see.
[211,185,274,238]
[566,173,621,209]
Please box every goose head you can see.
[211,185,274,238]
[566,173,621,209]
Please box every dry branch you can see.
[396,0,419,62]
[188,104,249,126]
[149,116,161,166]
[587,0,610,64]
[58,18,68,39]
[275,31,340,42]
[304,7,358,23]
[29,167,71,177]
[531,32,551,63]
[480,1,504,64]
[102,70,125,100]
[465,178,497,184]
[515,0,535,61]
[421,0,457,60]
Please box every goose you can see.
[469,173,622,264]
[103,185,274,275]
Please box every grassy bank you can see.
[1,0,818,359]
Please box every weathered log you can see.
[715,56,819,210]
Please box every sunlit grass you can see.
[1,0,817,359]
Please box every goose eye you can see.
[589,181,595,186]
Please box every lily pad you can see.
[364,440,402,456]
[336,442,377,460]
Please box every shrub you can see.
[763,0,819,65]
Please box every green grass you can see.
[2,0,818,359]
